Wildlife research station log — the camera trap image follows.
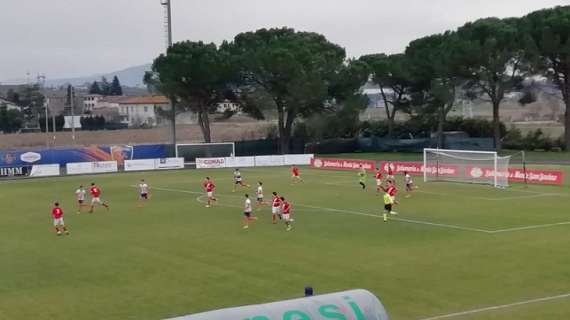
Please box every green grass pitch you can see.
[1,159,570,320]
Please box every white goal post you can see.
[423,148,512,188]
[176,142,235,165]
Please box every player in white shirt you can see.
[75,185,86,214]
[138,179,151,206]
[242,194,258,229]
[404,171,415,198]
[232,168,250,192]
[256,181,266,208]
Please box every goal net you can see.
[176,143,235,165]
[423,148,511,188]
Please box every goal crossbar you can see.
[424,148,497,155]
[423,148,510,188]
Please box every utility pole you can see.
[52,106,56,135]
[160,0,176,151]
[70,86,76,142]
[45,99,49,148]
[37,74,49,148]
[161,0,173,49]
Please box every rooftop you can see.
[100,96,129,104]
[118,96,169,105]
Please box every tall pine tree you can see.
[89,81,102,95]
[100,77,111,95]
[110,76,123,96]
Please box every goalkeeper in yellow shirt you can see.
[382,191,394,222]
[357,165,367,190]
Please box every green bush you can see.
[0,105,24,133]
[502,128,524,149]
[39,114,65,132]
[299,114,563,152]
[503,128,563,151]
[265,124,279,140]
[444,117,506,138]
[80,115,106,131]
[296,112,362,140]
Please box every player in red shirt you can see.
[89,183,109,213]
[386,165,395,182]
[271,192,282,224]
[374,167,383,193]
[381,181,399,215]
[291,166,303,184]
[280,197,293,231]
[204,177,217,208]
[51,202,69,236]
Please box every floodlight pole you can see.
[161,0,177,152]
[45,100,49,148]
[166,0,173,48]
[70,86,76,142]
[52,106,56,136]
[37,74,49,148]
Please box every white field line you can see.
[137,186,570,234]
[147,186,491,234]
[194,194,321,212]
[498,187,570,197]
[418,292,570,320]
[308,171,569,201]
[415,190,560,201]
[391,217,492,234]
[490,221,570,233]
[324,181,355,187]
[193,190,490,233]
[326,183,564,202]
[298,203,493,234]
[195,195,240,209]
[483,193,562,201]
[415,190,500,201]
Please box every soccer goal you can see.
[176,142,235,165]
[423,148,513,188]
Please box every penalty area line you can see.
[418,292,570,320]
[139,186,570,235]
[490,221,570,233]
[142,185,492,234]
[296,203,492,234]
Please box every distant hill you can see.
[45,64,152,88]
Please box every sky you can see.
[0,0,567,82]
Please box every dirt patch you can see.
[0,121,275,149]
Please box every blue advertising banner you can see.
[0,144,167,167]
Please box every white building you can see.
[217,99,240,113]
[0,97,21,111]
[83,95,170,127]
[83,94,105,112]
[98,96,125,109]
[117,96,170,128]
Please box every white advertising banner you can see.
[224,156,255,168]
[20,152,42,164]
[67,161,118,175]
[155,158,184,170]
[164,289,389,320]
[284,154,314,165]
[66,162,93,175]
[255,155,285,167]
[124,159,156,172]
[29,164,60,177]
[92,161,118,174]
[196,158,226,169]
